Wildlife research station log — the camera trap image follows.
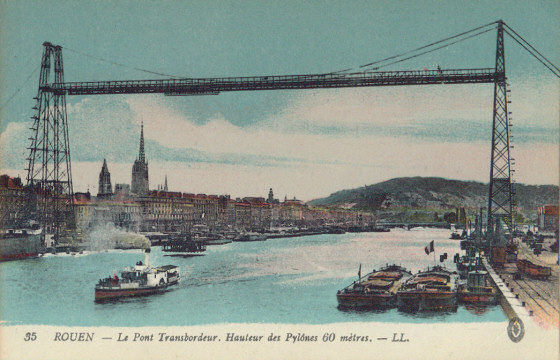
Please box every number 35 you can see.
[24,332,37,341]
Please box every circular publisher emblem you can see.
[507,317,525,343]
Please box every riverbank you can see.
[493,242,559,329]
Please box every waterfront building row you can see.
[73,190,375,234]
[1,175,373,235]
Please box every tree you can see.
[513,212,526,224]
[443,212,457,223]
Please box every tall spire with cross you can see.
[131,121,149,196]
[138,121,145,163]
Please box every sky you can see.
[0,0,558,201]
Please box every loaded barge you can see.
[337,264,412,309]
[396,265,459,312]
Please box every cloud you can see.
[0,122,29,169]
[257,79,559,142]
[1,78,557,200]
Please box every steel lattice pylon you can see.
[487,21,514,244]
[26,42,75,245]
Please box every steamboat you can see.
[95,249,180,301]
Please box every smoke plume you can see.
[84,223,150,251]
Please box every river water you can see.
[0,228,506,326]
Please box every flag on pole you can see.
[358,264,362,281]
[424,240,434,255]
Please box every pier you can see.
[483,243,559,329]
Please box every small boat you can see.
[397,265,458,312]
[337,264,412,309]
[189,225,231,246]
[457,270,497,305]
[95,249,180,301]
[204,233,232,245]
[450,229,467,240]
[162,234,206,253]
[328,227,346,234]
[223,230,239,240]
[371,227,390,233]
[516,259,551,279]
[234,232,267,242]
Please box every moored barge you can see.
[396,265,458,312]
[337,264,412,309]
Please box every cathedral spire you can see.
[164,175,168,192]
[131,122,149,196]
[138,122,145,163]
[98,158,112,198]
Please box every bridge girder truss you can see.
[49,68,498,96]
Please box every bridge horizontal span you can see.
[48,68,500,96]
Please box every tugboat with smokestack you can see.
[457,270,497,305]
[94,248,180,302]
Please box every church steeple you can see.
[164,175,168,192]
[98,158,113,198]
[138,121,145,163]
[131,122,149,196]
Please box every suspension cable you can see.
[503,24,559,73]
[0,64,41,110]
[63,46,186,79]
[328,21,498,74]
[359,21,498,70]
[371,27,497,71]
[503,28,559,78]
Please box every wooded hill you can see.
[308,177,558,211]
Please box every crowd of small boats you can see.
[156,225,385,255]
[337,259,498,312]
[337,228,556,313]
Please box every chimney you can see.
[144,248,151,266]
